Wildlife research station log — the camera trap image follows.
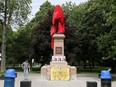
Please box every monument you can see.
[41,5,77,80]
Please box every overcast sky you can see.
[29,0,88,19]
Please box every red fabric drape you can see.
[51,38,54,49]
[50,5,65,49]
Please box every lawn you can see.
[76,66,110,74]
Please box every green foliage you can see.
[0,0,32,26]
[29,8,53,66]
[62,2,79,65]
[11,1,54,66]
[0,0,32,71]
[4,0,116,72]
[98,32,116,60]
[26,1,54,30]
[77,66,110,73]
[6,28,16,64]
[62,1,76,26]
[94,0,116,71]
[11,27,31,64]
[112,77,116,81]
[62,0,116,70]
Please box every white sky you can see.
[29,0,88,19]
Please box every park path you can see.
[0,72,116,87]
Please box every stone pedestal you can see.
[53,34,65,56]
[41,33,77,80]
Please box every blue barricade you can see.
[4,69,16,87]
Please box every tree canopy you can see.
[1,0,116,72]
[0,0,32,71]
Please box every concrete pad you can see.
[0,72,116,87]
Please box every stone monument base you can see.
[41,61,77,80]
[41,33,77,80]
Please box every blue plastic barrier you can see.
[4,69,16,87]
[100,70,112,87]
[100,70,111,79]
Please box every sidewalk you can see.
[0,72,116,87]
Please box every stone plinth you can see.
[70,67,77,79]
[41,65,77,80]
[41,66,48,75]
[53,34,65,56]
[41,66,50,79]
[41,34,77,80]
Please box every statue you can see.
[50,5,65,49]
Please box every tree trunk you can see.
[1,0,7,72]
[1,23,6,72]
[83,60,86,68]
[92,59,95,68]
[89,61,92,70]
[30,62,32,71]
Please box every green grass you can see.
[0,72,5,75]
[6,66,41,73]
[29,71,40,74]
[76,66,110,74]
[29,66,41,73]
[112,77,116,81]
[4,65,114,74]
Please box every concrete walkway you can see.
[0,72,116,87]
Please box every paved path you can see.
[0,72,116,87]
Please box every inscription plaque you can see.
[51,68,70,80]
[56,47,62,54]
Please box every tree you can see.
[6,28,16,66]
[11,28,30,64]
[98,31,116,71]
[91,0,116,71]
[67,3,89,66]
[0,24,2,51]
[29,1,54,67]
[77,0,116,70]
[15,1,78,67]
[62,2,79,65]
[63,0,115,70]
[0,0,31,72]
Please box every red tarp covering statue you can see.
[50,5,65,49]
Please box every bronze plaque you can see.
[56,47,62,54]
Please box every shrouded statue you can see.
[50,5,65,49]
[41,5,77,80]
